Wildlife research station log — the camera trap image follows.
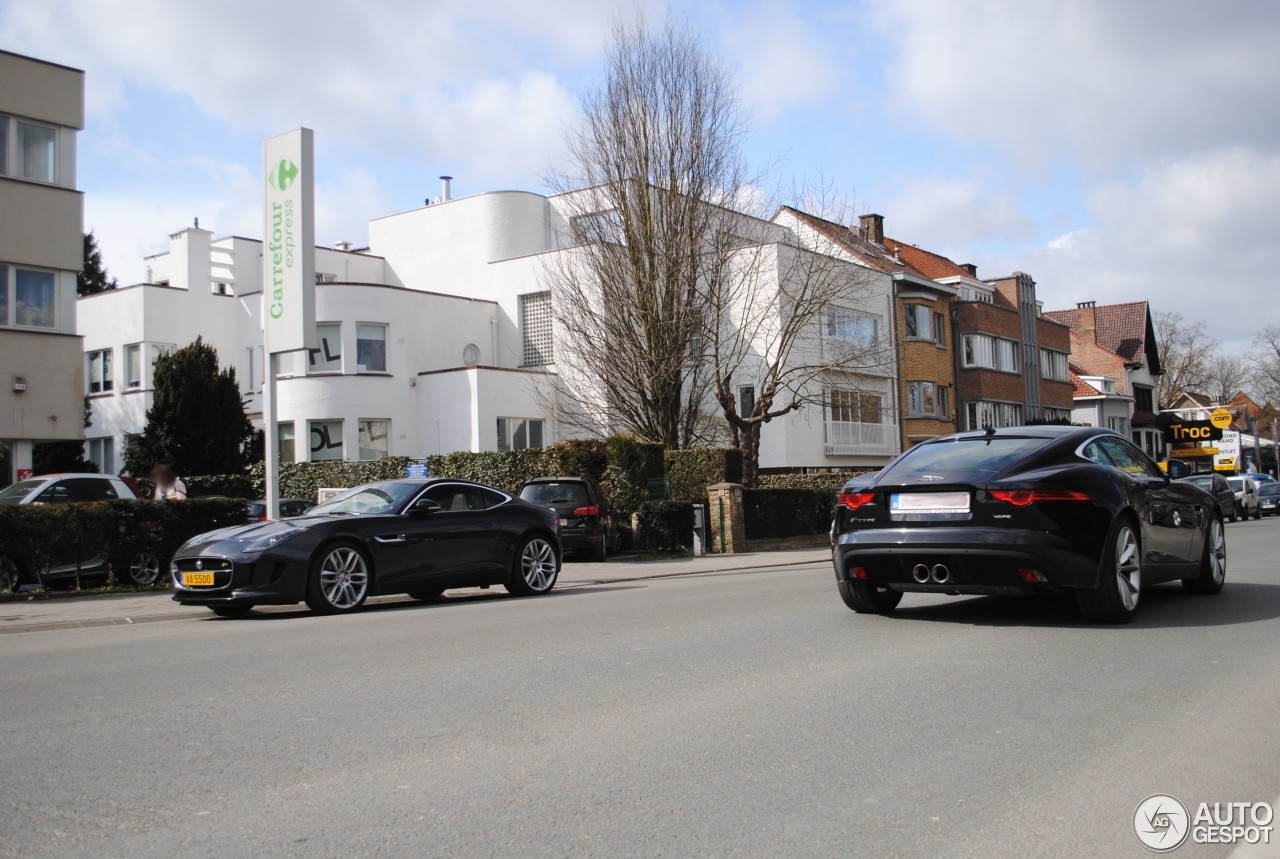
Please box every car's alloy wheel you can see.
[507,536,558,596]
[125,551,163,586]
[1076,520,1141,623]
[305,543,371,614]
[0,556,20,593]
[1184,516,1226,595]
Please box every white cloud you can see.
[877,175,1036,251]
[988,148,1280,345]
[719,2,841,123]
[870,0,1280,169]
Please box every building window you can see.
[738,385,756,417]
[12,268,55,328]
[962,334,1020,372]
[0,118,6,175]
[902,304,933,340]
[906,381,949,418]
[829,389,883,424]
[86,437,114,475]
[933,312,946,347]
[1042,407,1071,424]
[358,419,390,460]
[212,281,232,296]
[497,417,544,451]
[826,307,878,346]
[1039,348,1069,382]
[1133,385,1154,413]
[149,343,174,379]
[966,400,1023,430]
[356,324,387,372]
[278,422,296,463]
[308,419,343,462]
[308,323,341,373]
[1108,416,1131,436]
[571,210,623,244]
[315,272,337,284]
[520,292,553,366]
[16,121,56,183]
[0,264,7,325]
[123,344,143,390]
[87,349,113,394]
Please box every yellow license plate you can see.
[183,572,216,587]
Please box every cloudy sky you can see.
[3,0,1277,353]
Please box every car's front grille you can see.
[172,557,235,590]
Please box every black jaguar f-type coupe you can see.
[171,479,561,616]
[831,426,1227,623]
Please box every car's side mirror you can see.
[411,499,442,516]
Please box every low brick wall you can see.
[742,535,831,553]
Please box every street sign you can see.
[262,128,316,354]
[1215,430,1240,473]
[406,461,429,479]
[16,468,33,482]
[1169,448,1219,458]
[1210,407,1233,430]
[1163,419,1223,444]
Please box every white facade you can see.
[79,187,900,472]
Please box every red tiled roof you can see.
[1043,301,1151,364]
[882,236,974,281]
[778,207,932,278]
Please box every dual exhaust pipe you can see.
[912,563,951,584]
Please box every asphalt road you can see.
[2,520,1278,858]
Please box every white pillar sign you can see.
[262,128,316,353]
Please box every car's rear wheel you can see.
[1183,516,1226,595]
[305,542,371,614]
[592,538,608,562]
[838,579,904,614]
[506,536,558,596]
[209,605,253,618]
[122,550,163,586]
[1252,504,1262,521]
[408,588,446,602]
[1076,519,1141,623]
[1229,506,1238,523]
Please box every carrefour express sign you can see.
[262,128,316,353]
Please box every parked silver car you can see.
[1225,475,1261,521]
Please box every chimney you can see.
[1076,300,1097,335]
[440,175,453,202]
[960,263,978,277]
[858,213,884,244]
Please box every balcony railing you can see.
[825,420,895,455]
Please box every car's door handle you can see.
[374,534,407,544]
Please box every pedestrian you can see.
[152,464,188,501]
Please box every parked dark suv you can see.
[518,476,620,561]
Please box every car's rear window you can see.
[880,437,1051,484]
[520,482,590,506]
[1227,478,1247,491]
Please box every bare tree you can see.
[1251,326,1280,405]
[700,197,893,486]
[541,16,754,448]
[1154,311,1216,408]
[1203,353,1249,405]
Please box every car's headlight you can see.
[242,528,303,554]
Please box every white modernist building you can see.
[78,183,902,473]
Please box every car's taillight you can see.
[573,505,600,517]
[838,491,876,509]
[990,489,1094,506]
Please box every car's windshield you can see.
[1260,484,1280,497]
[310,481,422,515]
[0,479,44,505]
[520,482,590,506]
[879,437,1051,483]
[1227,478,1249,492]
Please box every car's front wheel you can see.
[121,550,164,586]
[305,542,371,614]
[506,536,558,596]
[1252,504,1262,521]
[1183,516,1226,595]
[1076,519,1141,623]
[838,579,903,614]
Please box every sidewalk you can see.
[0,548,830,635]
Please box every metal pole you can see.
[263,352,280,520]
[717,494,725,555]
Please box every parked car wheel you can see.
[304,542,371,614]
[1183,516,1226,595]
[209,605,254,618]
[837,579,903,614]
[0,556,21,593]
[1252,504,1262,521]
[1075,519,1141,623]
[592,539,608,563]
[122,549,164,586]
[1229,508,1238,523]
[506,536,558,596]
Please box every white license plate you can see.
[559,518,571,527]
[890,492,970,514]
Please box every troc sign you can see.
[262,128,316,354]
[1162,420,1223,444]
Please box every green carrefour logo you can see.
[269,158,299,191]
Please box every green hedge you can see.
[635,501,695,552]
[756,472,873,491]
[742,488,837,539]
[0,499,249,590]
[665,448,743,502]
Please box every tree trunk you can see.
[740,423,761,488]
